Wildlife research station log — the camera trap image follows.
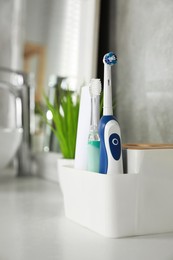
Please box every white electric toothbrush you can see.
[87,79,101,172]
[99,52,123,174]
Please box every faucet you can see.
[0,67,35,176]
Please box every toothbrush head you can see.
[89,78,102,96]
[103,52,117,66]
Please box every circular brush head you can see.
[103,52,117,66]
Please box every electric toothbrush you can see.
[99,52,123,174]
[87,79,101,172]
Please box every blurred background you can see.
[0,0,173,157]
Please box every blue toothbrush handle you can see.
[99,116,123,174]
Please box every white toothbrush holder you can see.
[59,145,173,238]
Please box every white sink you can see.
[0,128,23,170]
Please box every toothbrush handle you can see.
[103,65,113,116]
[99,116,123,174]
[87,140,100,172]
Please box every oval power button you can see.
[109,133,121,160]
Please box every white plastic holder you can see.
[59,149,173,238]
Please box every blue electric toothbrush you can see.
[99,52,123,174]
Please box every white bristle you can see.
[89,78,102,96]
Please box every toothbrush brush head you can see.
[103,52,117,66]
[89,78,102,96]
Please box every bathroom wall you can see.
[25,0,100,92]
[109,0,173,143]
[46,0,100,88]
[0,0,24,70]
[25,0,52,44]
[0,0,25,129]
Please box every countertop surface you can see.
[0,170,173,260]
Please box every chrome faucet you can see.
[0,67,35,176]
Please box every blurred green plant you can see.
[42,88,80,159]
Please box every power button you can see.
[109,133,121,160]
[112,138,119,146]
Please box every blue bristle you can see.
[104,52,117,65]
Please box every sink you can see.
[0,128,23,170]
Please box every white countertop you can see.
[0,170,173,260]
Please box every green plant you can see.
[43,89,80,159]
